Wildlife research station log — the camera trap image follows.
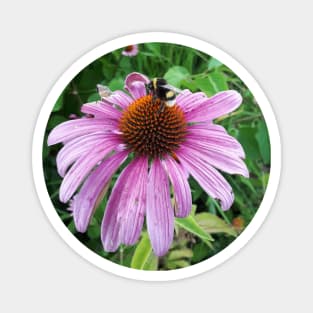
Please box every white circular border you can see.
[32,32,281,281]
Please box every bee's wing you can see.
[97,84,112,98]
[162,84,182,94]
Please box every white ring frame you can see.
[32,32,281,281]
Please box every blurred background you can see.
[43,42,270,270]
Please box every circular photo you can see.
[34,33,280,280]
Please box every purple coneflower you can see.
[48,72,248,256]
[122,45,139,57]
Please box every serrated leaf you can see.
[209,71,228,91]
[195,71,228,96]
[164,66,189,87]
[194,213,237,237]
[130,232,158,270]
[175,215,214,245]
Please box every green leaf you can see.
[208,58,223,70]
[191,242,211,263]
[47,114,67,130]
[175,215,214,245]
[164,66,189,87]
[237,126,260,160]
[52,94,64,112]
[166,259,190,269]
[145,43,161,56]
[255,120,271,165]
[87,221,100,239]
[87,92,100,102]
[181,78,198,92]
[195,71,228,96]
[108,77,124,91]
[167,249,193,261]
[209,71,228,91]
[194,213,237,237]
[130,232,158,270]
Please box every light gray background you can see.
[1,1,312,312]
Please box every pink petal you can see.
[146,158,174,256]
[185,128,249,177]
[101,157,148,252]
[176,90,207,112]
[103,90,133,109]
[162,157,192,218]
[81,101,122,120]
[187,124,245,158]
[122,44,139,57]
[73,151,128,232]
[184,90,242,122]
[47,118,117,145]
[56,132,121,177]
[59,134,121,203]
[124,72,149,100]
[177,148,234,211]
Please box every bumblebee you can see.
[147,78,181,112]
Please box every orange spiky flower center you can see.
[119,95,187,159]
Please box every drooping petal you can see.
[81,101,122,120]
[162,157,192,218]
[101,157,148,252]
[124,72,149,100]
[72,151,128,232]
[56,132,122,177]
[59,134,121,203]
[184,90,242,122]
[146,158,174,256]
[184,141,249,177]
[177,148,234,211]
[47,118,117,145]
[187,124,245,158]
[184,127,249,177]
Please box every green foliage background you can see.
[43,43,270,270]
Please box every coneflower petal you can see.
[177,149,234,211]
[187,124,245,158]
[176,90,206,112]
[103,90,133,109]
[183,139,249,177]
[59,135,122,203]
[73,151,128,232]
[47,118,117,145]
[81,101,122,120]
[184,90,242,122]
[146,158,174,257]
[162,157,192,218]
[56,132,120,177]
[101,157,148,252]
[124,72,149,100]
